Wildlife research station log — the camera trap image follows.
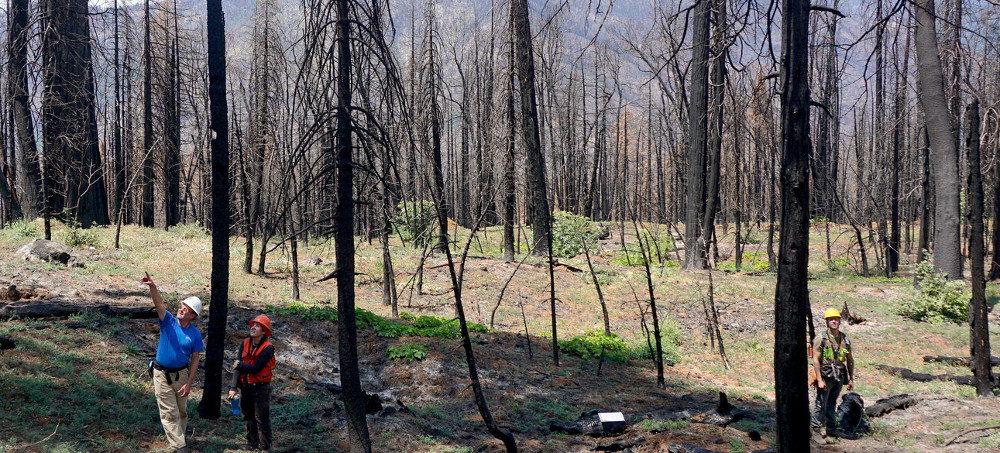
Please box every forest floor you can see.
[2,219,1000,452]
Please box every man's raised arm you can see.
[141,272,166,321]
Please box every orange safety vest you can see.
[240,337,275,384]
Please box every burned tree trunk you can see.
[199,0,231,421]
[334,0,372,450]
[9,0,42,220]
[41,0,109,227]
[511,0,551,256]
[774,0,813,450]
[964,100,993,397]
[683,0,710,270]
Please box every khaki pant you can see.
[153,367,190,449]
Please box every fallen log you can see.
[873,364,973,385]
[0,301,156,319]
[864,394,918,418]
[922,355,1000,367]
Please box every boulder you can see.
[17,239,83,267]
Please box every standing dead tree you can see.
[41,0,109,227]
[773,0,813,450]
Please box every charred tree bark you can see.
[683,0,710,270]
[9,0,41,220]
[334,0,372,450]
[700,0,727,268]
[141,0,155,227]
[41,0,109,227]
[199,0,231,421]
[964,100,993,396]
[511,0,551,256]
[774,0,812,450]
[914,0,962,280]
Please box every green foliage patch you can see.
[267,304,489,339]
[61,217,98,248]
[386,343,427,361]
[551,211,603,258]
[4,219,39,239]
[395,200,438,247]
[899,256,968,323]
[559,319,683,364]
[717,252,771,273]
[559,330,632,362]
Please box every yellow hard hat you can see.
[824,308,841,319]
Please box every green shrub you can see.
[559,330,631,363]
[395,200,437,247]
[551,211,603,258]
[899,255,968,323]
[6,219,39,239]
[62,217,98,247]
[386,343,426,361]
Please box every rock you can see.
[17,239,82,267]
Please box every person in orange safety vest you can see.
[228,315,276,451]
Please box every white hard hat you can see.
[182,296,203,317]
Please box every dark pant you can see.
[240,383,272,450]
[811,374,843,432]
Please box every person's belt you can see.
[153,360,189,385]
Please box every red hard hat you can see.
[250,314,272,336]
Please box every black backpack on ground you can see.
[836,392,871,438]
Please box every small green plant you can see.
[718,252,771,272]
[62,216,98,247]
[899,253,968,323]
[395,200,438,247]
[550,211,603,258]
[7,219,39,239]
[386,343,426,361]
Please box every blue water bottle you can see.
[231,395,241,415]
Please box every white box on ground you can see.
[598,412,626,433]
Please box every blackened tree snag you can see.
[9,0,41,220]
[334,0,373,450]
[199,0,231,420]
[964,100,993,397]
[41,0,109,227]
[511,0,552,256]
[774,0,812,450]
[914,0,962,280]
[684,0,710,270]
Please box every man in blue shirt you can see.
[142,272,203,453]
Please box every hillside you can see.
[1,219,1000,452]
